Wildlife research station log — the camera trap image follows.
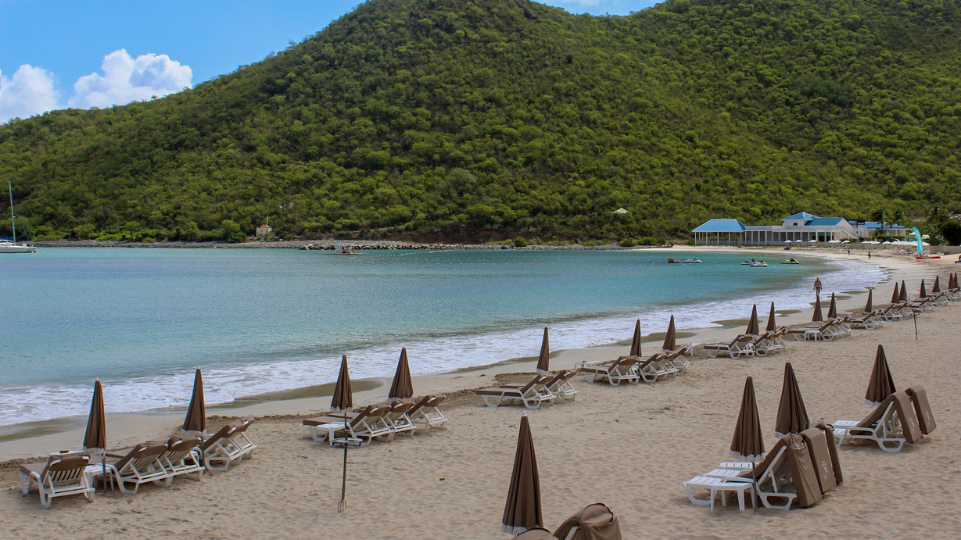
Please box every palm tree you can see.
[927,206,950,229]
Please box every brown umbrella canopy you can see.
[890,282,900,304]
[766,302,778,332]
[864,289,873,313]
[745,305,760,336]
[536,328,551,373]
[919,279,927,299]
[811,296,824,322]
[774,363,810,437]
[331,355,353,412]
[502,415,543,535]
[82,380,106,450]
[388,348,414,400]
[183,369,206,433]
[865,344,896,405]
[662,315,676,352]
[730,376,765,461]
[827,293,838,319]
[932,276,941,294]
[628,320,642,357]
[899,280,908,302]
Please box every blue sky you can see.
[0,1,655,122]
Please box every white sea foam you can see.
[0,257,887,427]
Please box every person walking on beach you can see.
[868,251,871,260]
[814,277,823,298]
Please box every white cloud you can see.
[68,49,192,109]
[0,64,59,123]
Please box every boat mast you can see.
[8,181,15,244]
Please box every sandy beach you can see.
[1,247,958,539]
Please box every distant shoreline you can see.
[31,239,670,250]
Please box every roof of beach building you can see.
[692,218,747,233]
[806,216,848,227]
[782,212,818,221]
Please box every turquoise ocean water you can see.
[0,248,885,427]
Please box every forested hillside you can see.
[2,0,961,242]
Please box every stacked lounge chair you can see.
[502,370,578,402]
[476,374,556,408]
[684,431,839,512]
[703,335,755,358]
[832,390,926,452]
[579,357,640,385]
[303,395,448,446]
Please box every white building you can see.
[693,212,859,246]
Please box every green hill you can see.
[3,0,961,243]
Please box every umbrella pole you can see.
[913,313,918,340]
[339,415,348,513]
[752,461,758,513]
[101,453,110,494]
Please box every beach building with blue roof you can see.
[693,213,859,245]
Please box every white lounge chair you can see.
[157,436,204,481]
[833,391,922,452]
[701,440,798,510]
[303,403,393,446]
[580,356,640,385]
[200,424,246,471]
[382,400,417,440]
[19,452,95,509]
[406,395,448,430]
[703,335,755,358]
[475,374,555,408]
[103,442,172,494]
[226,417,257,457]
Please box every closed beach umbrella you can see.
[331,355,353,412]
[890,282,900,304]
[183,369,206,434]
[629,319,642,357]
[502,415,543,535]
[731,375,765,461]
[662,315,676,352]
[82,380,109,493]
[827,293,838,319]
[899,280,908,302]
[745,305,759,336]
[83,380,106,451]
[766,302,778,332]
[932,276,941,294]
[812,296,823,322]
[865,344,896,405]
[535,328,551,373]
[388,348,414,400]
[864,289,873,313]
[919,279,927,299]
[774,362,810,437]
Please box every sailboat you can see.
[1,181,36,254]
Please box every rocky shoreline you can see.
[33,239,670,250]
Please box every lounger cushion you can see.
[800,428,837,494]
[906,386,936,435]
[783,433,822,508]
[553,503,622,540]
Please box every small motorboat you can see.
[749,260,768,267]
[741,259,759,265]
[667,258,681,263]
[683,258,702,263]
[781,258,800,264]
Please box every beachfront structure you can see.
[849,220,908,239]
[692,212,859,246]
[256,223,273,237]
